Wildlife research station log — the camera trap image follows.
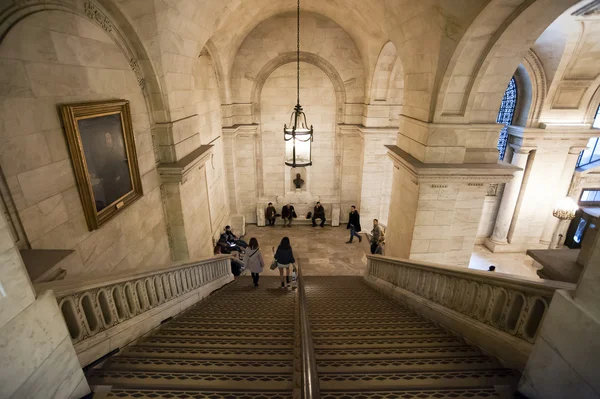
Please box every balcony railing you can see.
[366,255,575,367]
[35,256,232,347]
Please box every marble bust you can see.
[293,173,304,189]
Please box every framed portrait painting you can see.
[60,100,143,231]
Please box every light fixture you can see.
[284,0,313,168]
[550,197,579,249]
[552,197,578,220]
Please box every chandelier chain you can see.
[297,0,300,106]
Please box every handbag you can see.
[270,259,278,270]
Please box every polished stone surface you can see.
[469,244,540,279]
[243,225,370,276]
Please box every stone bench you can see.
[257,202,340,227]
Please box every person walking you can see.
[312,201,326,227]
[370,219,383,254]
[281,204,296,228]
[274,237,296,287]
[346,205,362,244]
[265,202,277,226]
[243,238,264,287]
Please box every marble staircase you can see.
[87,275,521,398]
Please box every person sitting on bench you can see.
[224,225,247,250]
[312,202,326,227]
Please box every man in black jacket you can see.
[281,204,296,227]
[346,205,362,243]
[265,202,277,226]
[312,202,326,227]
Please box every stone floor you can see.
[468,245,540,279]
[237,225,541,280]
[242,225,370,276]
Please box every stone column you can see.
[540,147,585,247]
[519,223,600,398]
[386,145,518,266]
[484,147,530,251]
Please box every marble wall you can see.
[0,210,88,398]
[192,53,230,235]
[260,63,341,204]
[0,11,170,278]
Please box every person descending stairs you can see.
[305,276,519,398]
[88,275,519,398]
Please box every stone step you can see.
[318,388,504,398]
[314,346,483,360]
[121,346,295,361]
[103,357,294,374]
[95,389,293,399]
[312,329,450,340]
[151,329,293,340]
[314,336,464,349]
[88,370,294,391]
[176,316,294,325]
[317,368,518,391]
[312,322,439,332]
[164,322,294,333]
[316,356,503,373]
[140,336,294,349]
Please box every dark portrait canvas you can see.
[78,114,133,212]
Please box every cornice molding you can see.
[158,145,213,184]
[386,145,519,184]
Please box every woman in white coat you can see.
[243,237,264,287]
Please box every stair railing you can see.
[365,255,576,369]
[296,260,321,398]
[34,255,233,365]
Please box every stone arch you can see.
[202,39,229,105]
[250,52,347,124]
[517,50,548,127]
[0,0,168,123]
[583,80,600,125]
[433,0,575,124]
[369,41,399,103]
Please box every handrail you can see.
[296,259,321,398]
[37,255,233,347]
[366,255,576,344]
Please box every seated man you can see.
[265,202,277,226]
[281,204,296,227]
[312,201,326,227]
[224,225,247,249]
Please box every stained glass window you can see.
[576,137,600,168]
[496,78,517,161]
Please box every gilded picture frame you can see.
[60,100,143,231]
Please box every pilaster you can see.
[484,145,533,252]
[386,145,519,266]
[157,145,213,261]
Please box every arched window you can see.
[575,105,600,168]
[496,78,517,161]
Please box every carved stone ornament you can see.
[85,2,113,33]
[487,184,499,196]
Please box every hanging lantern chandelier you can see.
[284,0,313,167]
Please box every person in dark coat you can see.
[274,237,296,287]
[346,205,362,244]
[224,226,247,249]
[281,204,296,227]
[312,201,326,227]
[265,202,277,226]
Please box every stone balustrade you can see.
[365,255,576,368]
[34,256,233,365]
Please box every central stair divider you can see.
[295,259,322,398]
